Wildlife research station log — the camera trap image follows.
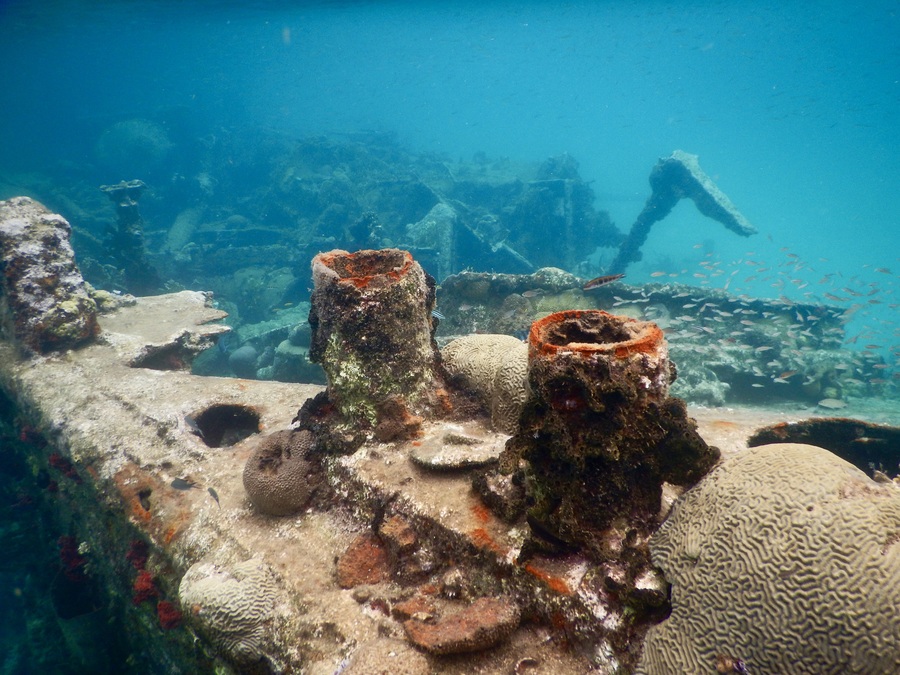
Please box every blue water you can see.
[2,0,897,319]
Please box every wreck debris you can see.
[335,532,391,588]
[408,423,508,471]
[748,416,900,478]
[306,248,442,450]
[402,596,521,656]
[188,403,260,447]
[506,309,719,668]
[405,202,458,281]
[0,196,99,353]
[504,153,624,272]
[610,150,756,274]
[435,269,862,407]
[100,179,161,294]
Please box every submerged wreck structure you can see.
[2,197,900,674]
[609,150,756,275]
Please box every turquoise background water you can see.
[0,0,897,346]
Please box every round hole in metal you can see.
[188,404,261,448]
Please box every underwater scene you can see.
[0,1,898,673]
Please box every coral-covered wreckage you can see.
[1,201,900,674]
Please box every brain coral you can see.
[637,443,900,675]
[243,430,322,516]
[441,334,527,433]
[178,558,279,666]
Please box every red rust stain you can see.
[418,583,439,596]
[129,496,152,524]
[434,387,454,414]
[114,465,161,526]
[163,525,179,545]
[161,511,192,546]
[548,610,573,647]
[524,562,573,595]
[764,422,790,439]
[471,501,491,525]
[469,527,507,556]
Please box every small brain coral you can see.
[243,429,322,516]
[178,558,279,666]
[441,334,527,434]
[637,443,900,675]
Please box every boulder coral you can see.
[94,118,173,177]
[637,443,900,674]
[242,429,323,516]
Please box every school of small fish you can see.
[635,243,899,395]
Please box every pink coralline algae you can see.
[157,601,183,630]
[132,570,159,605]
[57,536,88,582]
